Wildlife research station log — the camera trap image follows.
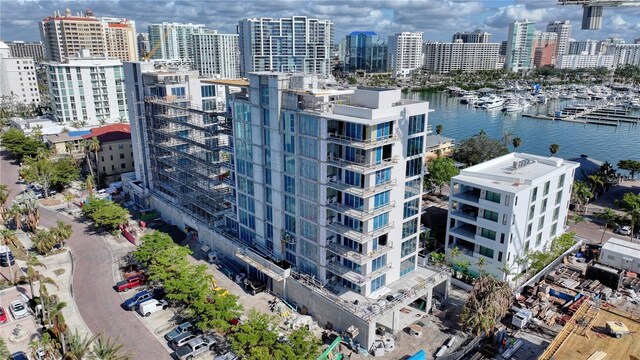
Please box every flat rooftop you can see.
[602,237,640,256]
[454,152,579,193]
[202,78,249,87]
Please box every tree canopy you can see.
[82,197,129,231]
[616,192,640,238]
[453,130,508,166]
[19,152,80,195]
[427,157,459,194]
[459,276,513,336]
[618,159,640,180]
[0,128,48,161]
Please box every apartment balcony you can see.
[326,200,395,221]
[450,204,479,223]
[451,189,481,204]
[448,224,477,242]
[447,241,474,257]
[326,176,397,198]
[327,132,399,150]
[326,153,399,173]
[325,261,367,285]
[325,240,393,264]
[326,218,394,243]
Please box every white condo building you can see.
[148,22,206,61]
[237,17,334,77]
[423,41,500,74]
[609,44,640,66]
[445,153,578,282]
[191,30,240,79]
[546,20,572,57]
[388,32,424,78]
[122,68,449,350]
[556,54,615,69]
[0,42,41,105]
[45,50,127,124]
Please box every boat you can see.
[503,102,524,112]
[460,94,478,104]
[481,96,504,109]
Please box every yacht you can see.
[460,94,478,104]
[481,96,504,109]
[503,101,524,112]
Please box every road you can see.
[0,151,170,360]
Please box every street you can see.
[0,151,170,360]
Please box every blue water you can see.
[406,92,640,166]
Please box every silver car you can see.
[10,300,28,319]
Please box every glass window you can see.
[285,195,296,214]
[344,193,364,210]
[344,170,362,187]
[405,178,421,199]
[345,122,364,140]
[171,87,185,96]
[526,223,533,237]
[374,191,390,208]
[344,216,362,232]
[201,85,216,97]
[262,108,270,126]
[284,155,296,175]
[284,134,295,153]
[285,214,296,234]
[300,180,317,200]
[300,159,318,180]
[403,198,419,219]
[407,136,423,157]
[300,239,318,260]
[408,114,425,135]
[541,199,548,213]
[375,169,391,185]
[371,254,387,271]
[260,85,269,105]
[553,207,560,221]
[300,220,317,241]
[558,174,565,188]
[402,219,418,238]
[555,191,562,205]
[299,200,318,221]
[373,213,389,230]
[529,205,535,220]
[532,187,538,202]
[400,256,416,277]
[299,115,317,136]
[551,222,558,236]
[543,181,550,196]
[485,191,501,203]
[478,246,494,259]
[401,237,417,257]
[376,122,391,140]
[405,158,422,177]
[535,233,542,247]
[481,228,496,240]
[538,216,545,231]
[299,138,318,158]
[284,175,295,194]
[370,274,386,292]
[483,210,499,222]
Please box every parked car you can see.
[10,352,29,360]
[115,274,146,292]
[137,299,168,317]
[122,290,154,311]
[0,306,7,323]
[174,335,216,360]
[169,331,198,350]
[616,226,632,236]
[9,300,28,319]
[165,321,194,342]
[215,351,239,360]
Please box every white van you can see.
[137,299,168,317]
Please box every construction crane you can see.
[558,0,640,29]
[143,28,170,61]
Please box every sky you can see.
[1,0,639,44]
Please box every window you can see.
[543,181,550,196]
[283,134,295,153]
[376,122,391,140]
[405,158,422,177]
[408,114,425,135]
[371,275,386,292]
[553,207,560,221]
[171,87,185,96]
[403,198,419,218]
[481,228,496,240]
[479,246,494,259]
[344,216,362,232]
[300,221,317,241]
[299,115,317,136]
[483,210,499,222]
[538,216,545,231]
[531,187,538,202]
[485,191,501,203]
[260,85,269,105]
[374,191,390,208]
[285,195,296,214]
[405,178,421,199]
[402,219,417,238]
[284,175,295,194]
[498,251,503,262]
[262,109,270,126]
[529,205,535,220]
[406,137,423,157]
[541,199,547,213]
[536,233,542,247]
[345,122,363,140]
[285,214,296,234]
[201,85,216,97]
[120,163,126,169]
[119,153,125,159]
[401,237,417,257]
[299,138,318,158]
[526,223,533,237]
[500,233,505,244]
[118,144,124,149]
[375,169,391,185]
[502,214,508,225]
[345,193,364,210]
[372,255,387,271]
[551,222,557,236]
[400,256,415,277]
[373,213,389,230]
[524,240,530,252]
[558,174,565,188]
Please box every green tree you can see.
[190,287,243,333]
[25,256,57,300]
[82,197,129,231]
[0,184,12,223]
[453,130,508,166]
[85,175,95,195]
[14,190,40,232]
[90,335,131,360]
[476,257,487,275]
[133,231,176,267]
[571,181,593,214]
[0,337,10,359]
[512,137,522,150]
[29,332,60,360]
[64,330,95,360]
[0,229,20,283]
[459,276,513,336]
[616,192,640,240]
[549,143,560,156]
[0,128,47,161]
[596,209,618,244]
[19,153,80,196]
[49,302,68,355]
[618,159,640,180]
[427,157,459,195]
[588,174,605,195]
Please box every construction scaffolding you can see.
[145,96,234,227]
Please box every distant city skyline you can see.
[1,0,639,45]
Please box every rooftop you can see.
[454,152,579,193]
[602,237,640,257]
[202,78,249,87]
[82,124,131,143]
[44,130,90,143]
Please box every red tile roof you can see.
[82,124,131,143]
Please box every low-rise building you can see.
[556,54,614,69]
[445,153,579,282]
[44,130,91,158]
[599,237,640,272]
[425,135,455,161]
[82,124,134,185]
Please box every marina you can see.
[522,103,640,126]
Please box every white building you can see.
[388,32,424,78]
[568,39,600,55]
[0,42,41,105]
[147,22,206,61]
[545,20,572,56]
[237,17,333,77]
[445,153,578,282]
[6,41,45,62]
[191,30,240,79]
[505,20,536,71]
[556,53,615,69]
[45,50,127,125]
[599,237,640,272]
[609,44,640,66]
[423,40,500,74]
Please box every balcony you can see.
[447,241,474,257]
[327,132,399,149]
[326,201,395,221]
[325,261,366,285]
[448,224,477,241]
[326,153,399,173]
[450,204,479,222]
[326,177,397,198]
[452,189,481,204]
[326,219,394,243]
[325,241,393,264]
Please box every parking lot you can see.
[0,286,41,355]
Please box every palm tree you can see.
[97,117,107,126]
[549,144,560,156]
[588,174,605,195]
[476,257,487,275]
[512,137,522,151]
[117,116,127,124]
[65,142,74,155]
[18,191,40,232]
[31,125,44,140]
[51,220,72,248]
[91,336,131,360]
[0,184,12,223]
[85,175,95,196]
[435,124,443,144]
[571,181,593,214]
[87,137,101,179]
[82,140,94,178]
[49,302,68,355]
[596,209,618,244]
[25,256,57,300]
[29,333,59,360]
[500,263,515,281]
[7,202,24,231]
[64,330,95,360]
[0,229,19,283]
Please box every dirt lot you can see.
[553,309,640,360]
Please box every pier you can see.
[523,104,640,127]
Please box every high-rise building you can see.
[237,17,334,77]
[122,68,449,349]
[505,20,536,71]
[452,29,491,43]
[101,17,138,62]
[40,8,106,62]
[532,31,558,67]
[6,41,45,62]
[341,31,387,73]
[388,32,424,78]
[147,22,206,61]
[556,53,615,69]
[609,44,640,66]
[445,153,578,282]
[423,40,500,74]
[499,41,508,56]
[599,37,626,55]
[45,50,127,124]
[568,39,599,55]
[137,33,150,59]
[190,30,240,79]
[545,20,572,56]
[0,42,41,105]
[635,38,640,45]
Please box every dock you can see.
[523,104,640,127]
